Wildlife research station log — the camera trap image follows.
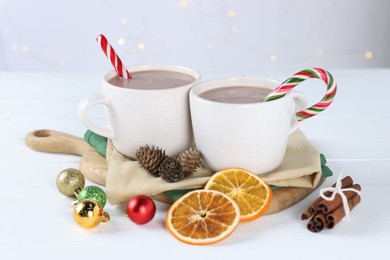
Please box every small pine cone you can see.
[177,148,202,177]
[136,145,167,177]
[158,157,184,183]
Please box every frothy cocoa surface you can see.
[199,86,271,103]
[108,70,196,90]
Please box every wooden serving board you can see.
[25,129,324,214]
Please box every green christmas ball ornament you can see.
[56,168,85,197]
[77,186,107,208]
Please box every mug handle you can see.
[77,93,115,139]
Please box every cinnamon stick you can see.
[307,219,316,232]
[326,194,361,229]
[307,219,321,233]
[301,176,353,220]
[307,212,328,233]
[301,196,323,220]
[317,184,361,214]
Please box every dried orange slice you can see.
[205,168,272,222]
[165,190,240,245]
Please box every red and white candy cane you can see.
[96,34,132,79]
[262,68,337,121]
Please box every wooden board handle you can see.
[25,129,90,156]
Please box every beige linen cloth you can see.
[106,129,321,205]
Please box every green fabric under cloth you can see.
[84,130,107,157]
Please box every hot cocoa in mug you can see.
[190,77,311,174]
[78,64,200,158]
[199,86,272,103]
[108,70,196,90]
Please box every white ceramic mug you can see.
[189,77,309,174]
[78,64,200,159]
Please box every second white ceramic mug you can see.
[189,77,308,174]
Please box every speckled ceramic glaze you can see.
[189,77,307,175]
[78,64,200,158]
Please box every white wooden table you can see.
[1,69,389,259]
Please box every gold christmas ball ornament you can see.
[73,199,110,229]
[56,168,85,197]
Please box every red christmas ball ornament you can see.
[126,195,156,224]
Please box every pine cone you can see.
[176,148,202,177]
[136,145,167,177]
[159,157,184,182]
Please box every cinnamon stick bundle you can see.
[301,175,361,232]
[301,176,353,220]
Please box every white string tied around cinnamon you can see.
[319,170,361,219]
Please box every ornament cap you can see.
[102,212,110,223]
[73,187,82,197]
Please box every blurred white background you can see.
[0,0,389,74]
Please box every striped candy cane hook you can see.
[262,68,337,121]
